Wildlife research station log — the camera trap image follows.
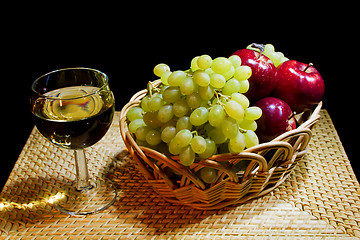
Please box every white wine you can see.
[41,86,104,121]
[32,86,114,149]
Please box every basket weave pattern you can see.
[120,83,322,209]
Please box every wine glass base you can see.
[55,178,117,216]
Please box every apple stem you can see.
[251,43,265,59]
[304,63,313,72]
[288,112,300,128]
[288,112,296,120]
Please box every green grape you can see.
[143,111,162,128]
[198,85,214,101]
[262,44,285,67]
[197,54,212,70]
[228,132,246,153]
[244,130,259,148]
[191,56,200,72]
[163,86,181,103]
[239,79,250,93]
[126,107,144,121]
[238,119,257,131]
[157,104,174,123]
[221,117,239,139]
[180,77,197,95]
[173,98,189,117]
[190,135,206,154]
[225,100,245,121]
[145,129,161,146]
[272,53,283,67]
[209,73,226,88]
[199,167,217,184]
[176,116,192,132]
[244,106,262,120]
[129,118,146,133]
[169,138,181,155]
[135,125,151,141]
[160,84,169,94]
[193,70,210,87]
[189,107,209,126]
[198,138,216,159]
[208,104,226,127]
[205,67,214,75]
[179,145,195,166]
[161,125,176,143]
[228,55,241,68]
[168,70,186,86]
[221,65,235,80]
[174,129,193,148]
[231,93,249,109]
[207,127,227,144]
[211,57,232,74]
[161,71,172,85]
[186,92,202,109]
[280,56,289,65]
[266,51,281,67]
[141,96,151,112]
[234,66,252,81]
[148,94,164,112]
[153,63,170,77]
[263,43,275,54]
[222,79,241,95]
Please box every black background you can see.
[1,8,358,190]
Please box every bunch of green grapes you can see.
[126,55,262,170]
[247,43,289,67]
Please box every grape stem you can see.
[214,90,230,106]
[147,81,153,97]
[239,127,248,133]
[251,43,265,59]
[191,130,198,136]
[147,81,161,97]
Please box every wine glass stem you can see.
[74,149,93,191]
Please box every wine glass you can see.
[30,67,117,215]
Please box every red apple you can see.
[272,60,325,113]
[231,47,277,102]
[254,97,296,142]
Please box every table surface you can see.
[1,110,359,239]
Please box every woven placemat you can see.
[0,110,359,239]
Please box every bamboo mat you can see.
[0,110,359,239]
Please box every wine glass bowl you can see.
[30,67,117,215]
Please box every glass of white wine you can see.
[30,67,117,215]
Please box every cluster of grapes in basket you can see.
[126,55,262,166]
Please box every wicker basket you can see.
[119,80,322,210]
